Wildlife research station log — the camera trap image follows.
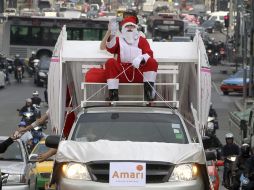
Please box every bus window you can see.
[31,27,42,45]
[50,28,61,44]
[67,28,82,40]
[10,26,29,45]
[83,29,100,40]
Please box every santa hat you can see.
[120,16,138,28]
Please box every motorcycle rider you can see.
[28,51,36,74]
[19,98,36,123]
[31,90,42,106]
[222,133,240,186]
[209,103,217,118]
[232,143,251,190]
[14,54,24,79]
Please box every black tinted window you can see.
[72,113,188,144]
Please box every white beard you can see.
[122,28,139,44]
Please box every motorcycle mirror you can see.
[17,109,20,112]
[216,160,224,167]
[45,135,61,149]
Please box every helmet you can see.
[18,121,27,127]
[33,90,39,96]
[241,143,250,157]
[31,51,36,55]
[225,133,234,139]
[15,54,20,58]
[26,98,32,103]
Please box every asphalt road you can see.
[0,73,49,136]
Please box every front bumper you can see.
[2,184,29,190]
[220,84,243,92]
[58,176,204,190]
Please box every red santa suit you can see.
[105,17,158,90]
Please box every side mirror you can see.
[205,150,217,161]
[45,135,61,149]
[29,154,38,163]
[216,160,224,167]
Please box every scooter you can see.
[17,109,36,125]
[224,155,238,189]
[16,66,23,83]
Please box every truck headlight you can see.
[62,163,91,180]
[39,72,46,77]
[7,174,21,183]
[169,164,198,181]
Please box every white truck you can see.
[45,26,213,189]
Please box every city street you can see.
[0,73,49,136]
[0,61,243,190]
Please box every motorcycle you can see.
[207,49,214,65]
[16,66,23,83]
[220,47,226,61]
[30,126,46,150]
[6,58,14,74]
[213,52,221,65]
[224,155,237,189]
[17,109,36,125]
[27,59,39,77]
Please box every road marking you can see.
[212,82,222,95]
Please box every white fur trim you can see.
[106,36,116,49]
[143,71,157,82]
[122,22,138,29]
[107,79,119,89]
[143,53,150,62]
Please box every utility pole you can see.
[248,0,254,97]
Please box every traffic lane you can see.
[211,65,242,190]
[0,74,49,136]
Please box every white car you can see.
[0,136,29,190]
[47,106,210,190]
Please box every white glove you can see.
[132,55,144,69]
[108,18,119,36]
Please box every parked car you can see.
[208,11,228,24]
[0,136,29,190]
[220,68,249,95]
[26,140,54,190]
[208,160,224,190]
[34,57,50,87]
[201,20,223,33]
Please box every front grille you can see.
[87,161,174,183]
[40,172,51,178]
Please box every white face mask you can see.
[122,27,139,44]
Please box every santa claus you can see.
[105,16,158,101]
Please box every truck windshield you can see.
[72,113,188,144]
